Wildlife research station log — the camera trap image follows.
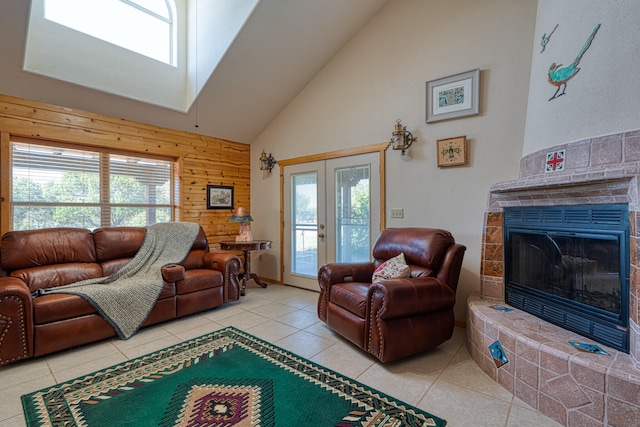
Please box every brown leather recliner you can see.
[318,228,466,362]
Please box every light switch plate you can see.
[390,208,404,218]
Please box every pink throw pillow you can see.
[372,253,411,282]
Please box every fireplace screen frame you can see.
[504,204,630,353]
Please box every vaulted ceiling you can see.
[0,0,388,143]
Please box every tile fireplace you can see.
[468,130,640,426]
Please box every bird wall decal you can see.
[540,24,558,53]
[547,23,601,101]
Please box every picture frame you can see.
[437,136,468,167]
[207,185,234,209]
[426,69,479,123]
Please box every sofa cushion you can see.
[94,227,145,262]
[33,293,97,324]
[181,249,205,270]
[100,258,133,277]
[1,228,96,270]
[13,263,103,293]
[409,265,435,278]
[33,281,176,324]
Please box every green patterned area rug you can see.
[22,327,446,427]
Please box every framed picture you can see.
[437,136,467,167]
[426,69,479,123]
[207,185,234,209]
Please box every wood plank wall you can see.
[0,94,251,245]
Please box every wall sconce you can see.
[229,206,254,242]
[390,119,417,155]
[259,150,277,173]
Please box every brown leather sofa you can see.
[318,228,466,362]
[0,226,242,366]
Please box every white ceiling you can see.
[0,0,389,143]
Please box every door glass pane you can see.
[335,165,370,262]
[292,172,317,276]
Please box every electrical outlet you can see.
[390,208,404,218]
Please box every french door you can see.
[283,152,380,291]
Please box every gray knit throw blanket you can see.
[35,222,201,339]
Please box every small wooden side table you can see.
[220,240,272,295]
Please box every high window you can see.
[44,0,177,66]
[11,139,175,230]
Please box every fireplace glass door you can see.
[509,231,621,315]
[504,204,629,352]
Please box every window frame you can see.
[9,137,177,230]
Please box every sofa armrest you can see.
[368,277,456,320]
[203,251,242,301]
[317,262,375,322]
[0,277,34,366]
[161,264,185,282]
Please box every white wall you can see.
[251,0,538,322]
[523,0,640,155]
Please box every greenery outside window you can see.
[11,139,175,230]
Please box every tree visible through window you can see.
[44,0,177,65]
[11,140,174,230]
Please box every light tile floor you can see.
[0,284,562,427]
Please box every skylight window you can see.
[26,0,258,111]
[44,0,177,66]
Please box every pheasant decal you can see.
[548,23,601,101]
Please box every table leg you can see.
[239,249,268,295]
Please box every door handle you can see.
[318,233,325,238]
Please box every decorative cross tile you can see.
[545,149,565,173]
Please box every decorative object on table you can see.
[389,119,417,155]
[569,341,610,355]
[489,340,509,368]
[21,327,448,427]
[206,184,234,209]
[426,68,479,123]
[229,206,253,242]
[259,149,277,173]
[436,135,467,167]
[492,304,514,313]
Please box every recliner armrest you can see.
[317,262,375,322]
[318,263,375,286]
[369,277,456,319]
[435,243,466,292]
